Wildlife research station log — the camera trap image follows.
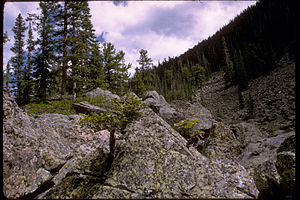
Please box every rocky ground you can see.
[196,57,295,136]
[3,58,295,199]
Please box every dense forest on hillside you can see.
[3,0,295,105]
[134,0,295,101]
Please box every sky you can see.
[3,1,257,76]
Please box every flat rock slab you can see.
[73,101,107,115]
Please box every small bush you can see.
[268,122,276,136]
[194,129,206,140]
[80,93,145,171]
[80,93,145,132]
[174,118,200,133]
[174,118,208,146]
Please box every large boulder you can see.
[238,130,295,171]
[3,88,108,199]
[275,134,296,199]
[41,107,259,199]
[201,122,242,161]
[84,87,120,101]
[171,100,214,120]
[142,90,185,125]
[230,122,295,199]
[142,91,216,131]
[250,133,295,200]
[199,120,295,199]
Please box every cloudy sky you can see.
[3,1,256,75]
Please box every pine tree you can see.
[190,64,206,89]
[201,53,211,78]
[67,1,101,97]
[222,36,234,87]
[85,42,107,91]
[181,65,193,100]
[10,13,26,105]
[102,42,128,95]
[30,1,58,101]
[137,49,154,90]
[233,49,248,91]
[3,31,10,45]
[4,62,12,90]
[53,0,70,96]
[80,1,105,94]
[137,49,152,71]
[22,21,35,104]
[132,67,146,97]
[115,61,130,95]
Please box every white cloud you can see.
[3,1,256,75]
[89,1,255,75]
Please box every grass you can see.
[24,96,107,115]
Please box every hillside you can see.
[137,0,295,101]
[196,54,295,135]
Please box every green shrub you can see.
[80,93,145,132]
[174,118,207,146]
[268,122,276,136]
[174,118,200,133]
[194,129,206,140]
[80,93,145,171]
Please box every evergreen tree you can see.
[222,36,234,87]
[137,49,154,90]
[10,13,26,104]
[190,64,206,89]
[132,67,146,97]
[115,61,130,95]
[85,42,107,91]
[80,1,106,94]
[67,1,82,98]
[67,1,101,97]
[201,53,211,78]
[137,49,152,71]
[233,49,248,91]
[53,0,70,96]
[102,42,128,95]
[22,21,35,104]
[181,65,193,100]
[29,1,58,100]
[4,62,12,90]
[3,31,10,45]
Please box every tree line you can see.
[4,1,132,105]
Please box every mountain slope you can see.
[196,56,295,135]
